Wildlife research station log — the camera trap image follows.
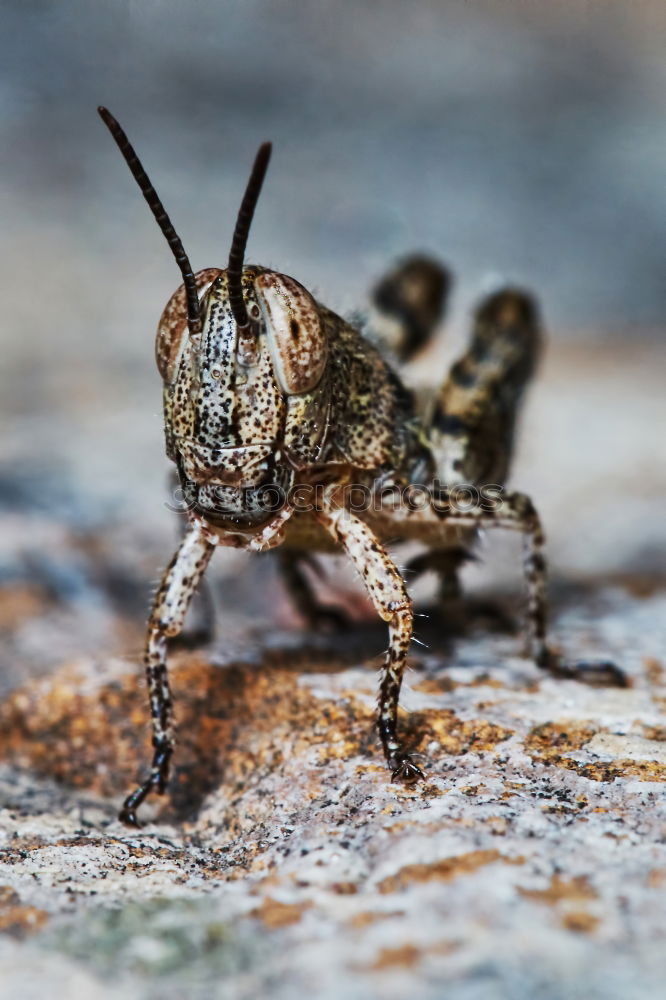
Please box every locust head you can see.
[99,108,330,522]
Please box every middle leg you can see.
[278,550,350,631]
[407,545,469,602]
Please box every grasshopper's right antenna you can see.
[227,142,272,331]
[97,106,202,336]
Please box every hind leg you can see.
[388,489,627,686]
[406,541,515,634]
[278,550,350,631]
[407,546,468,602]
[368,255,451,364]
[430,288,542,488]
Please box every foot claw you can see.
[390,755,426,784]
[539,647,629,688]
[118,806,141,828]
[118,746,172,826]
[568,659,629,688]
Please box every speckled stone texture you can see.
[1,336,666,1000]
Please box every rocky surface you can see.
[0,521,666,999]
[1,332,666,998]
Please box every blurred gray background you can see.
[3,0,665,326]
[1,0,665,683]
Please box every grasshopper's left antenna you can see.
[227,142,272,330]
[97,106,203,335]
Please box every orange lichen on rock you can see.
[525,721,598,756]
[518,875,601,935]
[0,585,47,629]
[525,720,666,783]
[330,882,359,895]
[414,673,507,695]
[0,655,513,824]
[644,657,665,686]
[647,869,666,888]
[347,910,406,930]
[369,943,422,970]
[483,815,510,835]
[518,874,597,905]
[362,938,459,970]
[0,654,374,812]
[561,910,600,934]
[377,849,523,894]
[404,709,513,756]
[250,897,312,929]
[0,886,48,939]
[640,723,666,742]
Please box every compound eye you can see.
[155,269,222,383]
[254,272,327,394]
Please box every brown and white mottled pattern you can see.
[368,254,451,364]
[255,272,328,394]
[155,268,222,384]
[431,288,543,485]
[119,523,214,825]
[115,253,618,824]
[316,499,423,782]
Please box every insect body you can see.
[98,108,623,826]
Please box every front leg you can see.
[315,502,423,783]
[120,524,215,825]
[166,470,216,649]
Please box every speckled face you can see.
[159,266,331,500]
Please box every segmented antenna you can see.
[227,142,272,329]
[97,106,202,335]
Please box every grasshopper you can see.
[98,108,625,825]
